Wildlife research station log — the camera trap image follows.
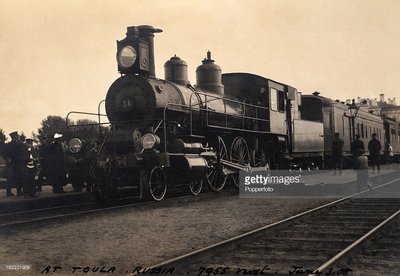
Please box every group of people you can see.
[1,131,66,197]
[331,132,383,192]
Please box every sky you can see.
[0,0,399,137]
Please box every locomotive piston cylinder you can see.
[169,139,203,154]
[169,155,208,182]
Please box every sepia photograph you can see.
[0,0,399,275]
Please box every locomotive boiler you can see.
[68,25,326,201]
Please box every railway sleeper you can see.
[296,220,379,227]
[274,230,367,239]
[321,211,395,216]
[302,216,386,223]
[239,244,347,257]
[330,209,399,214]
[241,240,350,251]
[347,257,400,268]
[362,248,400,257]
[291,224,375,232]
[196,254,326,268]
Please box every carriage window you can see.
[361,124,364,138]
[278,91,285,112]
[342,117,345,134]
[270,88,278,111]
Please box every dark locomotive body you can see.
[83,25,324,201]
[66,25,399,201]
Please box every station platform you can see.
[0,183,95,213]
[296,167,400,196]
[301,169,395,186]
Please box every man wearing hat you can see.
[37,135,52,192]
[331,132,344,175]
[20,137,37,198]
[47,133,66,193]
[4,131,23,196]
[368,133,382,173]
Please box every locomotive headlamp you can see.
[68,138,83,153]
[117,46,137,68]
[141,133,160,150]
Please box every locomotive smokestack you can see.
[207,50,212,60]
[137,25,162,77]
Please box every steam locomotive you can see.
[67,25,399,201]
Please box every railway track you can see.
[142,179,400,275]
[0,189,235,231]
[344,216,400,275]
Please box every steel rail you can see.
[0,201,95,218]
[310,208,400,275]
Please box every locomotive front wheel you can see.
[230,136,250,188]
[189,179,203,195]
[206,136,228,192]
[149,166,167,201]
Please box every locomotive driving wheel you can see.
[189,179,203,196]
[149,166,167,201]
[230,136,251,188]
[253,148,269,169]
[206,136,228,192]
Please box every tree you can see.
[37,116,107,146]
[70,119,105,144]
[0,129,6,144]
[0,129,6,158]
[37,116,70,144]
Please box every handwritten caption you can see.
[40,265,352,275]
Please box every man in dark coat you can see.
[47,133,66,193]
[331,133,344,175]
[351,134,365,156]
[37,136,52,192]
[4,131,23,196]
[368,133,381,173]
[20,137,37,198]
